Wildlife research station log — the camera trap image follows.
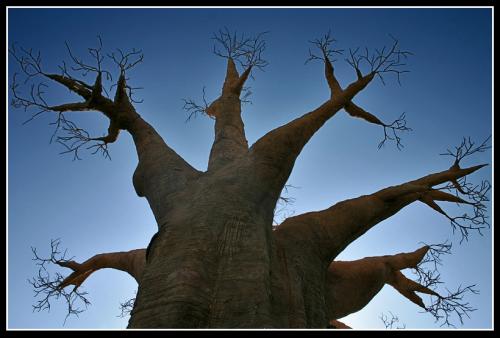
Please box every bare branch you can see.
[109,75,144,104]
[411,242,451,291]
[273,184,298,226]
[378,113,412,150]
[380,312,406,329]
[11,73,115,160]
[28,239,91,324]
[182,86,213,122]
[118,292,136,318]
[240,86,253,105]
[108,47,144,73]
[305,30,344,97]
[9,43,45,82]
[53,114,117,161]
[426,137,492,242]
[410,241,479,327]
[425,285,479,327]
[440,136,492,168]
[345,47,363,80]
[212,27,269,72]
[422,182,490,243]
[347,35,412,85]
[29,239,147,323]
[10,40,125,161]
[305,30,344,65]
[65,36,112,81]
[344,103,412,150]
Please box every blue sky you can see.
[7,8,492,329]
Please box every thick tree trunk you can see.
[127,160,283,328]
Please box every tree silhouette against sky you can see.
[7,8,492,329]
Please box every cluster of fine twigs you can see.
[411,241,479,327]
[437,136,492,243]
[28,239,90,325]
[306,30,413,150]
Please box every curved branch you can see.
[29,239,146,323]
[57,248,146,288]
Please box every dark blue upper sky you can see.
[8,8,492,329]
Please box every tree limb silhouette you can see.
[29,239,146,323]
[275,137,490,265]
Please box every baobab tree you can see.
[10,29,490,329]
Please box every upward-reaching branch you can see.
[193,29,269,172]
[309,34,413,149]
[250,32,376,198]
[10,39,202,212]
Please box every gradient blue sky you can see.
[7,8,492,329]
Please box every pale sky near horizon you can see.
[8,7,492,329]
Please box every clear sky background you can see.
[7,7,492,329]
